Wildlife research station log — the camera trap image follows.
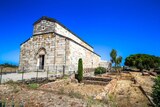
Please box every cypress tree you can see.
[77,58,83,82]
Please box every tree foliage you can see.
[94,67,106,75]
[152,76,160,107]
[110,49,123,68]
[116,56,122,66]
[125,54,160,71]
[77,58,83,82]
[110,49,117,65]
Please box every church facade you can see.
[19,16,110,74]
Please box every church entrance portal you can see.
[39,55,45,70]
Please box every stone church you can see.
[19,16,110,74]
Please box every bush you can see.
[77,58,83,82]
[154,68,160,74]
[152,76,160,107]
[28,83,39,89]
[94,67,106,75]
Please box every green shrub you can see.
[28,83,39,89]
[94,67,106,75]
[152,76,160,107]
[77,58,83,82]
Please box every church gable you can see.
[32,16,94,51]
[33,18,55,35]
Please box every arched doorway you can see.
[39,55,45,70]
[36,48,46,70]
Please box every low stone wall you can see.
[82,76,112,85]
[17,77,56,84]
[83,77,111,82]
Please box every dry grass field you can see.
[0,72,154,107]
[1,67,18,73]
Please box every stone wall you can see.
[19,17,108,74]
[33,19,94,52]
[67,40,101,72]
[99,60,111,70]
[19,33,56,72]
[33,20,55,35]
[19,32,100,73]
[54,23,93,51]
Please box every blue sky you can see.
[0,0,160,65]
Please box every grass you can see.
[28,83,39,89]
[57,87,65,94]
[62,75,69,79]
[108,93,117,107]
[17,71,25,74]
[68,90,83,99]
[86,96,108,107]
[4,80,20,93]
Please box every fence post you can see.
[12,97,14,107]
[56,66,57,77]
[3,101,6,107]
[63,65,65,77]
[36,67,38,83]
[0,67,3,84]
[20,100,24,107]
[0,100,1,107]
[47,66,49,80]
[22,67,24,82]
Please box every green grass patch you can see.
[28,83,39,89]
[62,75,69,79]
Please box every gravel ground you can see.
[130,72,155,96]
[40,79,105,97]
[0,72,154,107]
[114,80,151,107]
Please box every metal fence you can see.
[0,65,76,84]
[0,100,24,107]
[0,65,103,84]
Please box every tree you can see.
[110,49,123,71]
[77,58,83,82]
[116,56,122,67]
[110,49,117,68]
[125,54,160,72]
[137,62,143,72]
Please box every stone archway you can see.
[36,48,46,70]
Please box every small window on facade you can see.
[42,26,45,30]
[42,20,46,23]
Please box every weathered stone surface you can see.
[19,16,111,74]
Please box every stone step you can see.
[83,77,111,82]
[82,80,110,85]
